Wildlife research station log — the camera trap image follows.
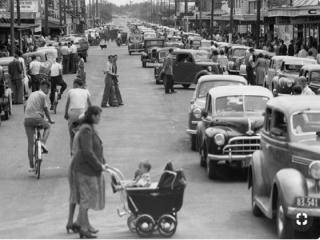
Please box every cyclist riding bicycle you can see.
[50,58,67,110]
[24,80,54,172]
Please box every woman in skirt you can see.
[66,106,108,238]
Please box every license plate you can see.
[296,197,320,208]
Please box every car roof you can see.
[230,45,249,49]
[267,96,320,115]
[198,75,247,84]
[174,49,207,54]
[271,56,317,65]
[209,86,273,99]
[301,64,320,71]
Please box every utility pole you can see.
[59,0,63,31]
[211,0,214,40]
[256,0,261,48]
[64,0,67,34]
[10,0,15,56]
[16,0,21,53]
[199,0,202,34]
[44,0,49,36]
[229,0,234,43]
[96,0,98,26]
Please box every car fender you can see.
[249,151,267,195]
[194,70,210,84]
[271,76,279,90]
[273,168,307,210]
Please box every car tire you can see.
[129,51,132,55]
[251,181,263,217]
[182,84,190,89]
[142,62,146,68]
[276,195,295,239]
[206,160,217,180]
[191,135,196,151]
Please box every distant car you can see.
[153,47,176,84]
[128,34,144,55]
[141,39,165,68]
[265,56,316,94]
[299,64,320,94]
[187,75,247,150]
[165,36,184,48]
[171,49,221,89]
[249,96,320,238]
[61,36,89,62]
[186,36,202,49]
[227,45,249,75]
[196,86,272,179]
[199,40,217,55]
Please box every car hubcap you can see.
[277,202,284,235]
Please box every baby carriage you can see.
[107,162,186,238]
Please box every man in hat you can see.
[245,48,255,85]
[162,48,176,94]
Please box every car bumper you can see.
[207,153,252,167]
[287,206,320,217]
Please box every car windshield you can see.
[216,95,269,115]
[232,49,247,57]
[193,52,210,62]
[198,81,245,98]
[310,71,320,82]
[129,35,142,42]
[283,64,302,72]
[145,40,163,48]
[291,111,320,135]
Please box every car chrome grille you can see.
[223,136,260,155]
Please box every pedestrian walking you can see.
[101,56,118,107]
[76,56,86,85]
[279,40,287,56]
[67,106,108,239]
[288,40,294,56]
[28,55,42,92]
[49,58,67,109]
[61,43,70,74]
[8,54,24,104]
[70,41,78,74]
[254,53,267,86]
[64,79,91,153]
[245,48,255,85]
[217,49,228,73]
[112,55,123,106]
[162,48,176,94]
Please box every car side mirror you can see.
[271,128,284,137]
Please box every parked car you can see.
[153,47,176,84]
[185,36,202,49]
[171,49,221,89]
[249,96,320,238]
[141,39,165,68]
[165,36,184,48]
[299,64,320,94]
[128,34,144,55]
[0,65,12,121]
[265,56,316,94]
[196,85,272,179]
[227,45,249,75]
[187,75,247,150]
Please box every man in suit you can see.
[8,54,24,104]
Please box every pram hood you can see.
[157,162,186,190]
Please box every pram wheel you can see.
[135,214,155,237]
[158,214,177,237]
[127,214,136,233]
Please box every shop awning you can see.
[0,23,40,31]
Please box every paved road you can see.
[0,38,277,238]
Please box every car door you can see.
[173,53,195,84]
[264,109,290,186]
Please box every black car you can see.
[141,39,165,68]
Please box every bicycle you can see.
[33,126,43,179]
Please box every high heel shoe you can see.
[79,229,97,239]
[66,223,80,233]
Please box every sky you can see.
[98,0,146,6]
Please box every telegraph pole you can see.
[256,0,261,48]
[16,0,22,53]
[211,0,214,40]
[59,0,63,31]
[229,0,234,43]
[64,0,67,34]
[10,0,15,56]
[44,0,49,36]
[199,0,202,33]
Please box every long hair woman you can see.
[67,106,108,239]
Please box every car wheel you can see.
[191,135,196,151]
[129,51,132,55]
[142,62,146,68]
[182,84,190,89]
[206,160,217,180]
[276,195,295,239]
[251,180,263,217]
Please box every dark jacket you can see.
[72,124,105,176]
[8,59,23,80]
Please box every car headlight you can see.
[214,133,225,146]
[205,128,216,138]
[309,161,320,180]
[208,66,212,72]
[193,108,201,119]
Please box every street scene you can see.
[1,0,320,239]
